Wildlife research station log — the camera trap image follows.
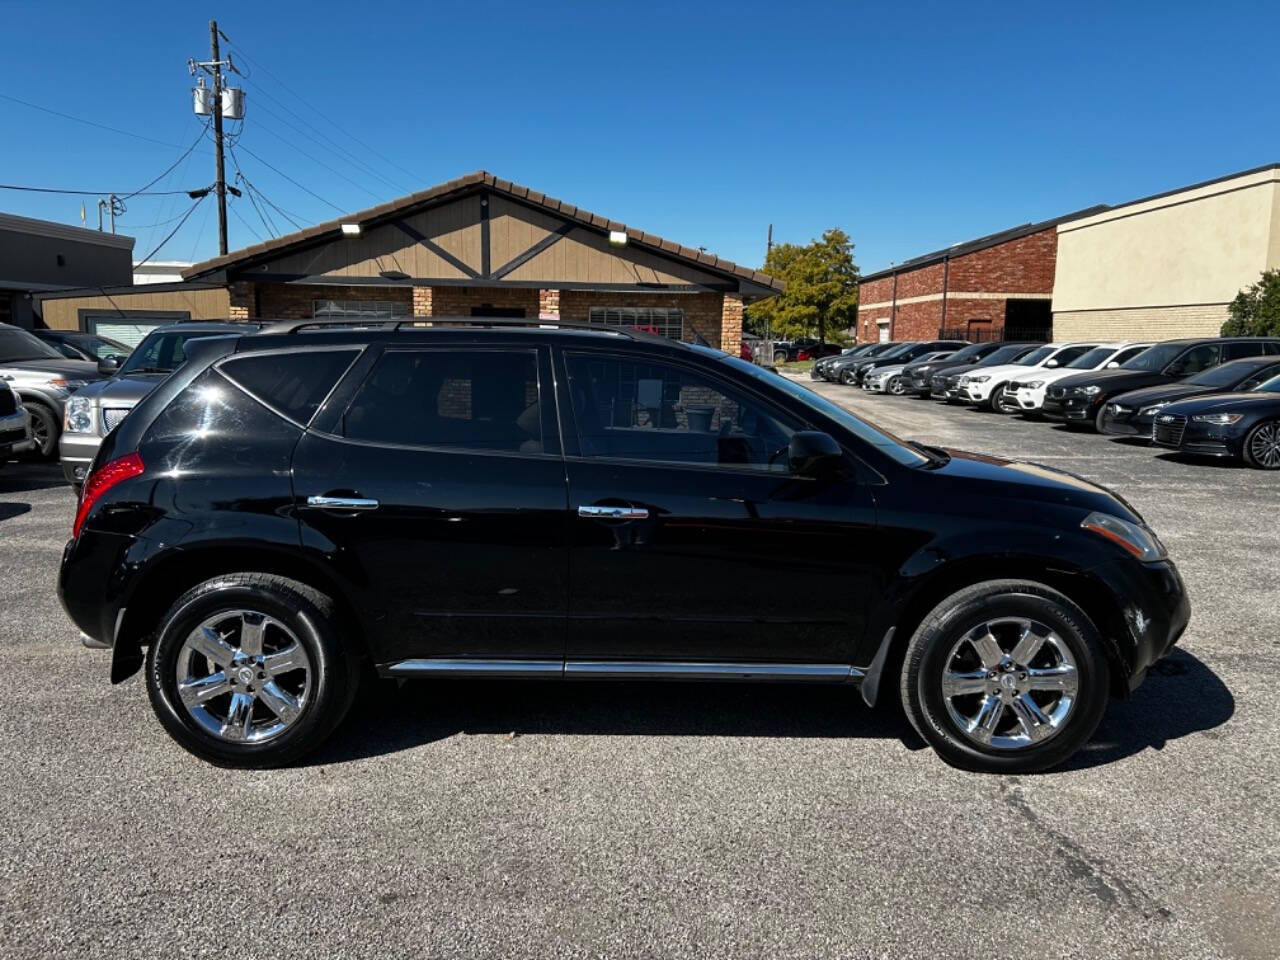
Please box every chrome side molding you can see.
[577,505,649,520]
[382,658,863,682]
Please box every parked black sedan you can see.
[1101,355,1280,439]
[929,343,1041,401]
[811,341,883,380]
[1153,373,1280,468]
[902,341,1011,396]
[825,341,912,383]
[1042,337,1280,430]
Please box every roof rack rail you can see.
[254,315,669,340]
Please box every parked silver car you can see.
[0,378,35,464]
[0,323,105,458]
[60,322,256,487]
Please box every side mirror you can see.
[1106,361,1120,369]
[97,356,120,375]
[1045,358,1059,368]
[788,431,843,478]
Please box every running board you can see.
[384,659,863,682]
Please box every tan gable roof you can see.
[183,170,782,294]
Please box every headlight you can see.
[969,375,990,383]
[1081,512,1167,562]
[1138,403,1166,417]
[1025,380,1044,389]
[1192,412,1244,425]
[64,396,94,433]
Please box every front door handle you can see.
[305,495,380,511]
[578,504,649,520]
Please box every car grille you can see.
[102,407,131,432]
[1005,381,1023,392]
[0,389,15,416]
[1047,386,1066,399]
[1154,414,1187,446]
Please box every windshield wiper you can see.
[909,440,951,466]
[127,366,173,374]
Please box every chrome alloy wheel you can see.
[888,376,906,395]
[175,610,313,744]
[1248,422,1280,469]
[941,617,1078,750]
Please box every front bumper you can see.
[1099,408,1156,437]
[1005,385,1046,411]
[59,431,103,486]
[1153,419,1244,458]
[960,382,992,403]
[0,409,35,457]
[1042,395,1100,422]
[1091,555,1191,691]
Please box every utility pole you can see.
[210,20,227,255]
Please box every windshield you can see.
[0,328,66,362]
[1121,343,1184,371]
[1015,346,1055,366]
[977,344,1031,365]
[84,336,131,360]
[1255,374,1280,394]
[874,342,917,361]
[119,329,216,375]
[945,343,991,362]
[1188,363,1254,388]
[1066,346,1115,369]
[716,353,930,467]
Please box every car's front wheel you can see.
[839,369,857,385]
[146,573,360,767]
[888,376,906,395]
[900,579,1108,773]
[24,402,58,458]
[1243,419,1280,469]
[989,385,1015,413]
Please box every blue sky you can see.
[2,0,1277,274]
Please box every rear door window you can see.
[220,349,360,425]
[1224,340,1270,360]
[1166,343,1221,376]
[342,349,542,453]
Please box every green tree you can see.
[1221,269,1280,336]
[751,228,859,343]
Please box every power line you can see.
[228,147,306,230]
[237,79,409,195]
[119,120,211,201]
[234,143,346,214]
[250,119,385,201]
[0,183,193,197]
[218,33,420,186]
[228,199,266,243]
[134,195,208,270]
[0,92,195,149]
[119,207,207,231]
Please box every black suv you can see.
[1042,337,1280,430]
[59,318,1189,773]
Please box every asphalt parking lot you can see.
[1,383,1277,960]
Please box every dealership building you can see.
[857,163,1280,344]
[36,171,781,355]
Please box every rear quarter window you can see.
[219,349,359,425]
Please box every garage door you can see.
[85,315,186,349]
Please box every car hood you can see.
[67,371,169,405]
[1015,366,1097,386]
[867,362,909,377]
[0,357,102,379]
[1109,382,1217,408]
[930,447,1140,521]
[961,362,1043,381]
[1052,368,1170,392]
[1163,391,1280,416]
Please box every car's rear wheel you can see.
[1243,420,1280,470]
[24,402,58,458]
[839,369,857,385]
[900,579,1108,773]
[773,350,789,365]
[145,573,359,767]
[988,385,1013,413]
[1093,404,1110,433]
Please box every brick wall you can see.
[228,281,254,321]
[855,227,1058,342]
[254,283,411,320]
[558,291,727,350]
[539,288,560,317]
[430,286,539,318]
[1053,305,1228,341]
[412,286,432,317]
[720,294,743,357]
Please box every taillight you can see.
[73,452,144,538]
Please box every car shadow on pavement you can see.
[1154,453,1246,469]
[308,679,927,767]
[0,461,69,493]
[1056,648,1234,773]
[309,648,1232,771]
[0,502,32,522]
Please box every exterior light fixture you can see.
[608,230,627,246]
[341,223,361,236]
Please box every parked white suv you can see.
[1003,342,1153,415]
[957,342,1100,412]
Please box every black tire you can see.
[1093,404,1109,433]
[1242,419,1280,469]
[986,384,1010,413]
[992,386,1019,415]
[773,350,789,365]
[839,369,857,385]
[24,402,58,459]
[899,579,1109,774]
[888,376,906,395]
[145,573,360,767]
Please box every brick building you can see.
[36,171,778,354]
[855,208,1103,344]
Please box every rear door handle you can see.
[578,505,649,520]
[305,495,380,511]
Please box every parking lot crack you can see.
[1000,781,1174,921]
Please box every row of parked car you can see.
[809,335,1280,469]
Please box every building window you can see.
[588,306,684,341]
[313,299,409,320]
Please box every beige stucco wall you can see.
[1052,166,1280,337]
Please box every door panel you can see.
[292,345,568,666]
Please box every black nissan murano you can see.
[59,318,1190,773]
